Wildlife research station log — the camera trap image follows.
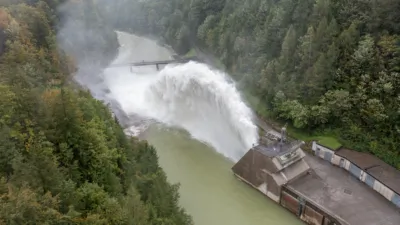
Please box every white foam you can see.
[81,32,259,161]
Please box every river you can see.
[77,31,303,225]
[144,126,302,225]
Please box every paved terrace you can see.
[288,155,400,225]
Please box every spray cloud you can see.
[56,1,258,161]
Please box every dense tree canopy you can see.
[99,0,400,168]
[0,1,192,224]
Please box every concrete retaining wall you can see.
[312,142,334,159]
[373,180,394,201]
[392,193,400,208]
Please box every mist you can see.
[55,0,259,161]
[56,0,123,117]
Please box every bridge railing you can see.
[108,56,200,69]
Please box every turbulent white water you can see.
[80,32,258,161]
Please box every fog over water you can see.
[74,31,258,161]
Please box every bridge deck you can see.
[109,57,198,68]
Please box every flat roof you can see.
[336,148,400,194]
[254,140,304,158]
[287,155,400,225]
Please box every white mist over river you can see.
[74,31,302,225]
[104,33,257,160]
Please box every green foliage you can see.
[317,137,342,150]
[288,130,341,150]
[0,1,192,224]
[101,0,400,168]
[0,182,67,224]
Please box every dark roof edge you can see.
[313,141,342,151]
[334,153,400,195]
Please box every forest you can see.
[97,0,400,169]
[0,0,192,224]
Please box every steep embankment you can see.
[0,1,192,224]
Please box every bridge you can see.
[108,56,199,71]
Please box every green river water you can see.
[143,125,302,225]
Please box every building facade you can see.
[232,140,309,202]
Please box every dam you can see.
[73,31,399,225]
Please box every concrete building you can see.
[232,127,310,202]
[312,141,400,208]
[232,125,400,225]
[287,155,400,225]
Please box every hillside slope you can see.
[0,1,192,224]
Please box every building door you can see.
[323,217,337,225]
[324,151,333,162]
[339,158,345,168]
[349,163,362,180]
[298,197,306,217]
[365,174,375,188]
[392,193,400,208]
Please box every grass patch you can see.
[315,136,342,150]
[287,126,342,150]
[286,126,313,141]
